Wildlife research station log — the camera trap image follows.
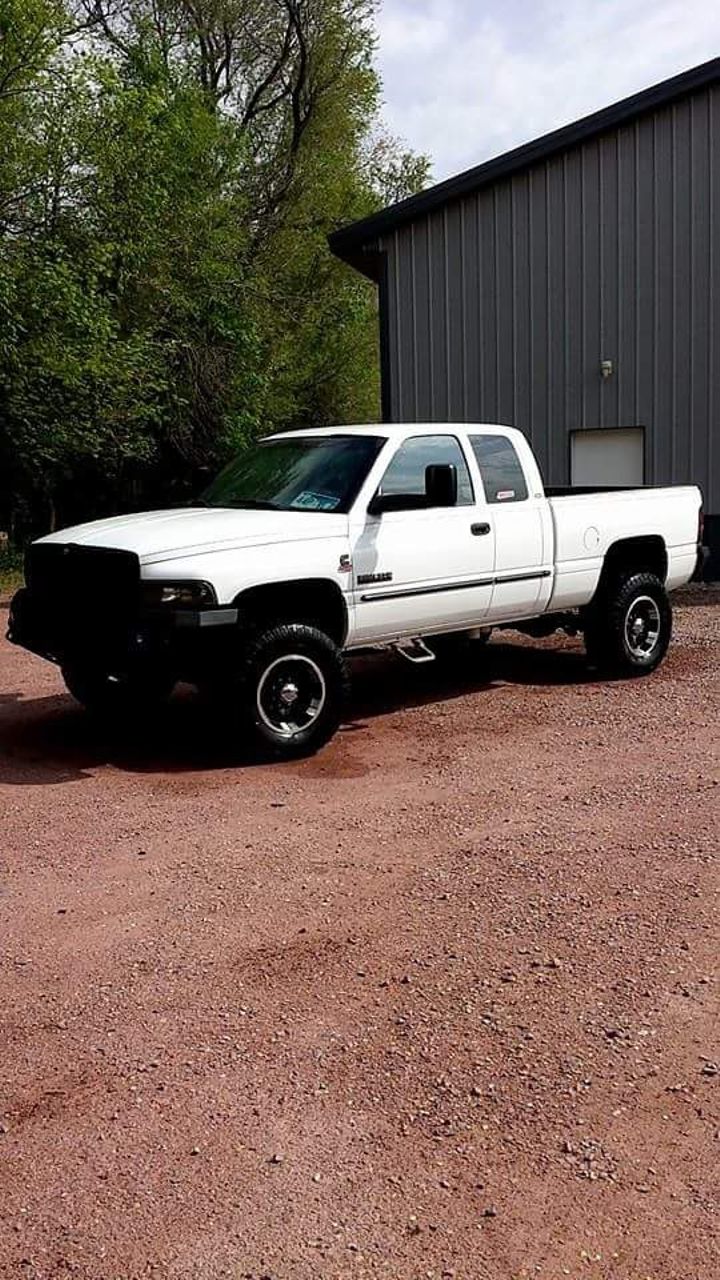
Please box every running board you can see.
[393,638,436,664]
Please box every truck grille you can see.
[25,544,140,622]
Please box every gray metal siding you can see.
[378,83,720,510]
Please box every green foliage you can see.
[0,541,23,596]
[0,0,428,537]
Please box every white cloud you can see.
[376,0,720,181]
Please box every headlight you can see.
[141,580,217,609]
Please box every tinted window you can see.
[378,435,474,508]
[202,435,386,514]
[470,434,528,503]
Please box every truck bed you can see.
[546,484,702,610]
[544,485,631,497]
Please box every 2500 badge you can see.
[357,572,393,586]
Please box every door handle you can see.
[471,522,491,536]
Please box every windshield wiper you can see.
[185,497,279,510]
[226,498,279,510]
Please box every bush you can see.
[0,543,23,597]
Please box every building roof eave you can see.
[329,56,720,265]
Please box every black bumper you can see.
[7,587,238,675]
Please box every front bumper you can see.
[7,587,238,675]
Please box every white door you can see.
[571,428,645,487]
[350,434,496,644]
[467,433,552,622]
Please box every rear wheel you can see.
[584,571,671,677]
[62,664,175,717]
[228,623,348,759]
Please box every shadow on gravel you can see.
[673,585,720,609]
[0,642,595,786]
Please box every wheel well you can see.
[234,579,348,647]
[595,535,668,598]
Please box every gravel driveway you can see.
[1,594,718,1279]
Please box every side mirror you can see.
[425,463,457,507]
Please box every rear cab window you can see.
[469,434,529,503]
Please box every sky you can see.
[376,0,720,183]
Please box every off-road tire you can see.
[584,572,672,677]
[232,623,349,759]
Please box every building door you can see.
[570,428,645,487]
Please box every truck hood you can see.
[38,507,349,564]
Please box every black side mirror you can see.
[425,463,457,507]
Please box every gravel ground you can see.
[0,593,718,1280]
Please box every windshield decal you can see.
[291,491,341,512]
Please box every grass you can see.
[0,546,24,600]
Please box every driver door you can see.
[349,433,496,645]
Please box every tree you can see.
[0,0,428,538]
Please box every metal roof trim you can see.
[329,56,720,263]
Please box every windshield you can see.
[201,434,386,514]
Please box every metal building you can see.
[329,58,720,574]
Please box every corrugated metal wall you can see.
[378,84,720,508]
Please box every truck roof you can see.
[267,423,522,441]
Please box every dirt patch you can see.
[0,602,718,1279]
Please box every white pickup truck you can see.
[9,424,703,757]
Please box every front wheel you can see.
[584,572,672,677]
[230,624,349,759]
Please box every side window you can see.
[470,434,529,503]
[378,435,474,508]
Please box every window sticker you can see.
[291,491,341,511]
[496,489,516,502]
